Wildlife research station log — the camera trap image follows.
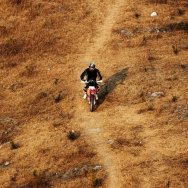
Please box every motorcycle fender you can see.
[90,89,95,95]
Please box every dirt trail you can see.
[82,1,124,63]
[71,1,139,187]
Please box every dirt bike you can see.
[81,79,102,112]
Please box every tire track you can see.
[83,1,124,63]
[73,1,126,187]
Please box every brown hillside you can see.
[0,0,188,187]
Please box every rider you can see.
[80,62,102,100]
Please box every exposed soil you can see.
[0,0,188,187]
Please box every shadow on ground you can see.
[96,67,128,109]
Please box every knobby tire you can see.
[90,95,95,112]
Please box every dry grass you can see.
[0,0,188,187]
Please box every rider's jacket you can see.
[80,68,102,81]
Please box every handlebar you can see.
[81,80,102,83]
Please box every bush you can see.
[67,130,80,141]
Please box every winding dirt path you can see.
[83,1,124,63]
[72,1,128,187]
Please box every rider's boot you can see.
[95,94,98,100]
[83,88,87,99]
[83,92,87,99]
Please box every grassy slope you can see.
[105,1,188,187]
[0,0,188,187]
[0,1,108,187]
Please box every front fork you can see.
[87,89,96,103]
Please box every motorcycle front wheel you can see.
[90,95,95,112]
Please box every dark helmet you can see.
[89,62,95,68]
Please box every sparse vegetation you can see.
[67,130,80,141]
[151,0,167,4]
[180,64,186,69]
[10,140,20,149]
[177,9,185,16]
[172,95,178,102]
[52,92,64,103]
[172,45,179,55]
[54,78,59,85]
[142,35,146,45]
[147,100,154,111]
[25,65,36,75]
[19,64,37,77]
[135,13,141,18]
[32,169,38,177]
[93,178,103,187]
[0,0,188,187]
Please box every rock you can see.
[59,6,63,10]
[1,117,13,122]
[179,114,188,119]
[88,128,101,133]
[61,164,102,180]
[93,165,102,170]
[150,92,165,99]
[119,29,133,37]
[125,31,133,37]
[147,27,161,34]
[151,12,158,17]
[147,28,155,33]
[107,139,114,144]
[4,162,10,166]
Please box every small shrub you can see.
[32,169,38,177]
[172,95,178,102]
[38,92,48,98]
[116,138,130,146]
[1,132,11,144]
[141,96,146,102]
[137,108,146,114]
[25,65,36,73]
[54,78,59,85]
[53,123,61,128]
[11,176,16,182]
[144,67,148,72]
[147,100,154,111]
[52,92,63,103]
[9,35,15,42]
[0,37,24,56]
[166,180,170,187]
[93,178,103,187]
[173,76,178,80]
[180,64,186,69]
[177,9,185,16]
[10,140,20,149]
[30,170,51,187]
[151,0,167,4]
[148,56,155,61]
[135,13,141,18]
[20,64,36,77]
[0,26,7,35]
[67,130,80,141]
[141,35,146,45]
[10,0,22,5]
[139,92,146,101]
[172,45,179,55]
